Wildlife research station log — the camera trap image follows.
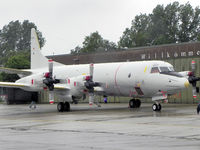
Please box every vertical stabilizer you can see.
[31,28,48,69]
[31,28,63,70]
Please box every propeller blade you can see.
[192,86,197,98]
[191,60,196,74]
[49,90,54,104]
[48,59,53,77]
[90,63,94,80]
[88,92,94,105]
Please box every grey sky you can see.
[0,0,199,55]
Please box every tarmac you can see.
[0,103,200,150]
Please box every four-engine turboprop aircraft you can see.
[0,28,200,113]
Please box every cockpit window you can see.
[151,65,182,77]
[151,67,160,73]
[169,67,174,71]
[159,67,170,72]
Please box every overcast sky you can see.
[0,0,199,56]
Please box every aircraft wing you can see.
[0,67,32,76]
[0,82,70,91]
[54,84,70,90]
[94,86,104,93]
[0,82,29,88]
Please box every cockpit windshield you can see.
[150,65,183,77]
[159,66,183,77]
[159,67,170,72]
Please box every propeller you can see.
[84,64,100,105]
[188,60,200,98]
[43,59,60,104]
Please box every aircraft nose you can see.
[184,80,189,88]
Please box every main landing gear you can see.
[57,102,70,112]
[129,99,141,108]
[152,103,162,111]
[197,103,200,114]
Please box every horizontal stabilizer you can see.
[0,67,32,76]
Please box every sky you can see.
[0,0,199,56]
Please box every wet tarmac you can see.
[0,103,200,150]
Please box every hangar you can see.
[3,41,200,104]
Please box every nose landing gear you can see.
[197,103,200,114]
[152,103,162,111]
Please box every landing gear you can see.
[197,103,200,114]
[152,103,162,111]
[64,102,70,111]
[129,99,141,108]
[57,102,70,112]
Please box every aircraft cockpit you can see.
[151,66,183,77]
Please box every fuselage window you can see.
[151,67,160,73]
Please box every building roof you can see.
[47,42,200,65]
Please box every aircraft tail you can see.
[31,28,62,70]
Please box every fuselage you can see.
[16,60,189,101]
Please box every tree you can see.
[118,1,200,48]
[150,4,171,45]
[0,52,30,82]
[71,31,117,54]
[0,20,45,81]
[5,52,30,69]
[118,28,135,48]
[0,20,45,64]
[178,3,200,42]
[81,31,104,53]
[118,14,151,48]
[70,46,82,54]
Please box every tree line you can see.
[0,20,45,81]
[71,1,200,54]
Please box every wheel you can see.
[135,99,141,108]
[152,103,161,111]
[152,104,158,111]
[57,102,64,112]
[197,104,200,114]
[157,103,162,111]
[129,99,136,108]
[64,102,70,112]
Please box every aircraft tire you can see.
[152,104,158,111]
[135,99,141,108]
[64,102,70,112]
[129,99,136,108]
[197,104,200,114]
[152,103,162,111]
[157,104,162,111]
[57,102,64,112]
